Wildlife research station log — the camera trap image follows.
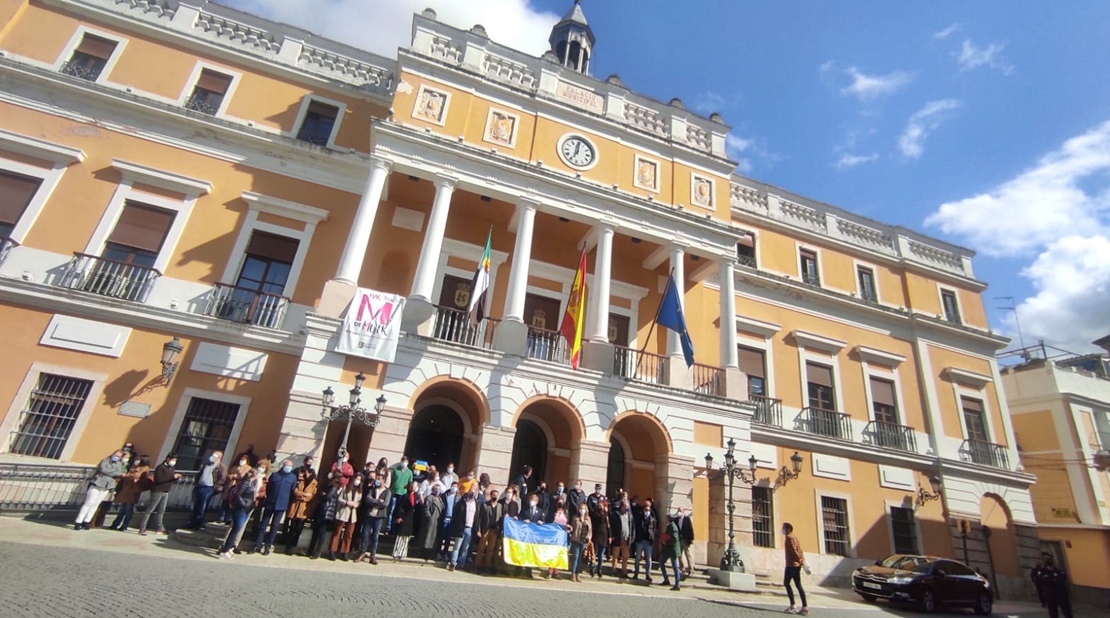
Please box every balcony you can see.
[798,407,852,440]
[60,59,103,82]
[56,253,160,303]
[961,439,1010,469]
[431,305,497,351]
[184,94,220,116]
[747,394,783,427]
[525,326,570,366]
[613,345,665,385]
[864,420,917,453]
[692,363,722,396]
[204,283,289,330]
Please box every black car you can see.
[852,554,993,615]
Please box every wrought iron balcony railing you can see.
[613,345,666,385]
[184,93,221,115]
[432,305,498,351]
[864,420,917,453]
[692,363,722,396]
[748,394,783,427]
[798,407,853,440]
[525,326,570,366]
[60,59,103,82]
[205,283,289,329]
[56,253,160,303]
[960,439,1009,469]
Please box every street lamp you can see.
[914,474,943,511]
[773,451,804,490]
[705,438,761,573]
[321,372,385,460]
[160,337,184,382]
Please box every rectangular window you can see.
[61,33,117,82]
[9,374,93,459]
[737,235,756,268]
[296,100,340,146]
[752,486,774,548]
[890,506,918,554]
[800,249,820,286]
[102,201,175,268]
[235,231,297,295]
[869,377,899,424]
[0,170,42,238]
[739,346,766,397]
[857,266,877,303]
[171,397,242,471]
[941,289,961,324]
[185,69,232,116]
[806,362,835,411]
[961,397,989,442]
[821,496,851,556]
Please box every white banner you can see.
[335,288,405,363]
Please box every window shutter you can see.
[0,170,41,226]
[75,34,116,60]
[961,397,983,413]
[870,377,896,407]
[306,100,339,120]
[106,202,174,252]
[245,231,299,263]
[738,347,765,379]
[806,362,833,388]
[196,69,232,94]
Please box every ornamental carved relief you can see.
[413,85,450,125]
[634,155,659,192]
[692,174,714,209]
[483,108,519,148]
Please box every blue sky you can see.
[228,0,1110,353]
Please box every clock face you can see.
[559,136,596,169]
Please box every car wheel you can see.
[973,592,992,616]
[920,589,937,614]
[858,593,877,603]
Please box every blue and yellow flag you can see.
[502,517,568,569]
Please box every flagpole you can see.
[633,267,674,377]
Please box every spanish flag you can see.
[502,517,569,569]
[559,250,588,369]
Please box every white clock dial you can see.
[559,136,596,169]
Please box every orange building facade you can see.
[0,0,1038,595]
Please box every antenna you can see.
[995,296,1026,350]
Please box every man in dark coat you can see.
[567,479,587,514]
[1037,556,1073,618]
[520,493,544,523]
[674,507,695,576]
[474,489,504,574]
[138,454,180,535]
[631,497,657,583]
[512,465,532,499]
[251,459,298,555]
[1031,561,1045,606]
[586,483,605,518]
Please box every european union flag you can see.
[657,274,695,368]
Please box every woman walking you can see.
[75,449,125,530]
[782,522,809,615]
[109,455,151,531]
[217,469,258,559]
[660,514,682,590]
[391,481,419,561]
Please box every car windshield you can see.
[879,555,932,570]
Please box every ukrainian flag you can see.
[502,517,568,569]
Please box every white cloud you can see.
[840,67,913,101]
[726,134,753,173]
[834,152,879,170]
[819,60,834,73]
[226,0,560,58]
[925,120,1110,352]
[933,23,959,39]
[925,119,1110,256]
[957,39,1014,75]
[898,99,961,159]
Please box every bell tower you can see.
[548,0,595,74]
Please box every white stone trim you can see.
[0,362,108,463]
[157,387,251,467]
[39,314,132,358]
[792,330,847,354]
[0,128,86,165]
[111,159,212,196]
[855,345,906,367]
[0,154,68,245]
[690,172,715,210]
[52,25,129,86]
[811,453,851,481]
[861,362,908,427]
[737,334,776,399]
[796,343,846,417]
[943,367,993,389]
[175,60,243,119]
[878,465,916,491]
[289,94,347,149]
[936,283,965,324]
[951,380,998,446]
[795,240,824,287]
[241,191,328,225]
[851,257,886,305]
[189,342,269,382]
[735,315,781,338]
[219,192,327,297]
[814,489,857,558]
[84,182,197,273]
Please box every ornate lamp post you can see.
[914,474,943,511]
[160,337,184,383]
[321,372,386,460]
[774,451,805,490]
[705,438,759,573]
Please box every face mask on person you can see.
[240,460,248,467]
[579,508,587,516]
[782,528,789,535]
[209,455,217,463]
[168,459,177,467]
[467,474,474,480]
[530,500,538,507]
[110,455,120,463]
[283,465,293,473]
[447,466,454,474]
[400,460,408,468]
[374,480,382,487]
[557,486,564,494]
[575,484,582,491]
[256,467,265,475]
[450,486,458,493]
[353,479,361,486]
[675,512,682,519]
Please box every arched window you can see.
[606,437,626,498]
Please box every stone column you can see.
[654,453,695,514]
[494,198,538,355]
[582,223,616,372]
[664,244,692,389]
[476,424,517,487]
[719,256,746,398]
[571,439,610,490]
[367,405,414,465]
[402,174,457,335]
[319,157,392,318]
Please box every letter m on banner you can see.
[336,288,405,363]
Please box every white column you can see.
[719,256,739,369]
[587,224,614,342]
[409,174,457,302]
[667,244,686,357]
[335,157,392,285]
[503,199,538,322]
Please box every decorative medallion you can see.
[530,309,547,329]
[633,154,659,192]
[453,283,471,308]
[413,84,450,126]
[557,133,598,170]
[691,173,715,209]
[483,108,519,148]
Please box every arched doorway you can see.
[607,413,672,502]
[403,405,464,473]
[980,493,1021,597]
[509,419,547,489]
[606,437,626,499]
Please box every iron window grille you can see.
[890,506,918,554]
[752,486,774,548]
[9,374,93,459]
[821,496,851,556]
[170,398,241,471]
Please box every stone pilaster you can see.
[664,356,693,390]
[274,391,330,462]
[723,367,748,400]
[581,340,615,374]
[571,439,610,490]
[654,453,695,515]
[368,405,414,464]
[475,424,517,486]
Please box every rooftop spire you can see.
[549,0,594,74]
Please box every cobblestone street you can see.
[0,518,1077,618]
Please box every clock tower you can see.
[549,0,595,74]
